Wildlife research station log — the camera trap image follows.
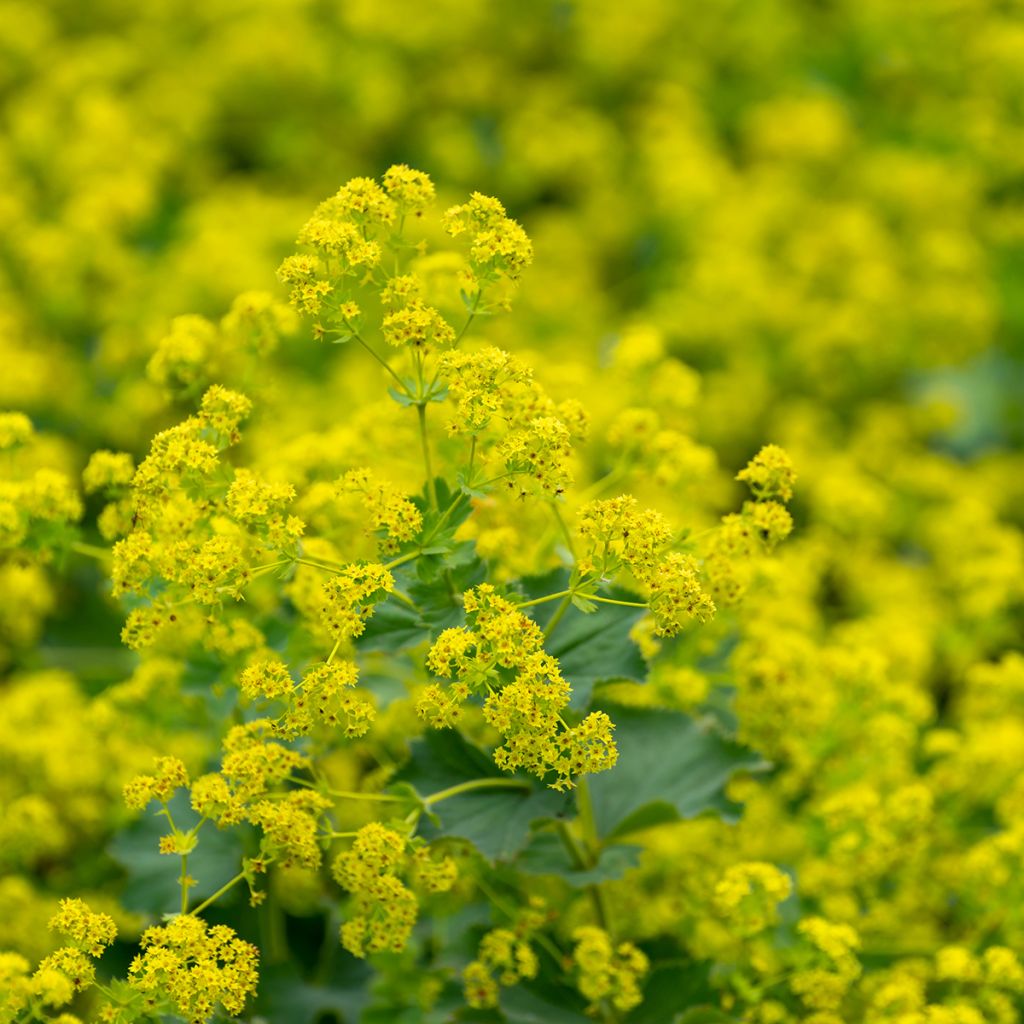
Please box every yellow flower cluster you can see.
[0,900,116,1022]
[319,562,395,642]
[790,917,862,1013]
[381,300,455,350]
[438,344,587,497]
[703,445,798,606]
[462,899,547,1009]
[463,928,539,1009]
[713,862,793,937]
[331,823,456,958]
[125,915,258,1023]
[571,925,649,1015]
[240,655,376,740]
[0,466,82,554]
[147,295,296,396]
[338,468,423,549]
[123,756,190,811]
[422,583,617,789]
[576,495,719,635]
[442,192,534,286]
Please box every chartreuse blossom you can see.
[421,583,617,790]
[124,915,258,1023]
[572,926,649,1015]
[462,899,548,1009]
[331,823,456,958]
[0,900,116,1021]
[713,862,793,936]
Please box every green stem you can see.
[515,589,572,610]
[588,595,647,609]
[577,778,615,939]
[189,871,246,916]
[250,560,290,574]
[355,332,411,395]
[454,290,482,345]
[384,549,421,571]
[70,541,111,561]
[549,501,577,560]
[424,777,531,806]
[544,595,573,639]
[416,403,438,510]
[180,853,189,915]
[288,776,405,802]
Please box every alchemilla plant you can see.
[2,156,1022,1024]
[1,168,804,1022]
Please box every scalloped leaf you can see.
[395,729,568,861]
[588,702,768,840]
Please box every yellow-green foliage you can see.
[1,4,1023,1024]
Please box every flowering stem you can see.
[549,501,577,559]
[189,871,246,916]
[588,596,647,609]
[355,332,410,396]
[454,289,482,345]
[416,403,438,510]
[424,777,531,806]
[544,595,573,639]
[289,776,405,802]
[70,540,111,561]
[515,589,572,610]
[384,549,421,571]
[180,853,189,915]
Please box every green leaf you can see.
[500,980,592,1024]
[388,385,417,407]
[587,703,768,840]
[357,554,484,654]
[675,1010,740,1024]
[255,958,371,1024]
[522,569,647,710]
[109,792,249,915]
[516,832,641,887]
[624,954,718,1024]
[395,729,568,861]
[357,599,431,653]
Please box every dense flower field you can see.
[1,2,1023,1023]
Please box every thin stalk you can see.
[70,541,111,561]
[383,550,421,572]
[588,595,647,609]
[543,595,573,640]
[180,853,189,915]
[288,776,405,802]
[424,777,531,806]
[189,871,246,916]
[577,778,616,940]
[549,502,577,560]
[355,333,410,395]
[416,403,438,510]
[515,590,572,610]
